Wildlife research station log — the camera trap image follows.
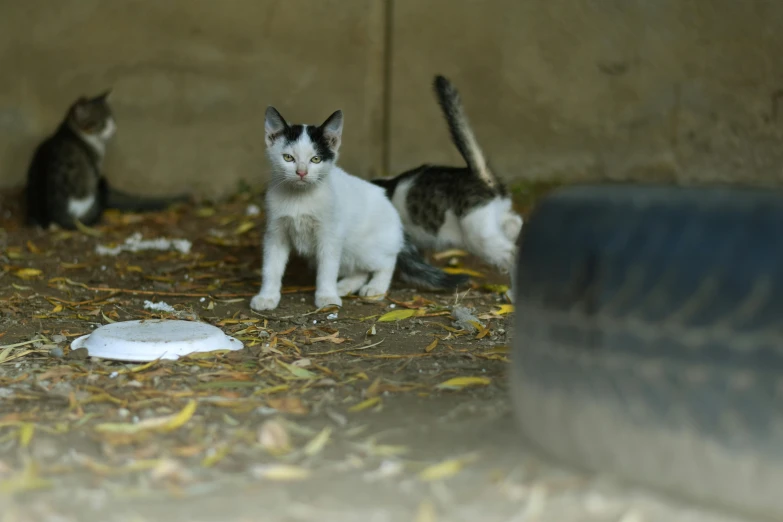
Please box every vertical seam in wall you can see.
[381,0,395,176]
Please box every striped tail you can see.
[433,75,500,191]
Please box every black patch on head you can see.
[275,124,337,162]
[378,164,508,234]
[69,91,113,135]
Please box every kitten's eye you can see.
[282,154,294,162]
[310,156,322,164]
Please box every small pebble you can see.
[66,347,89,360]
[49,347,64,358]
[51,334,67,344]
[200,297,206,302]
[327,313,338,320]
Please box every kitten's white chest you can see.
[280,215,320,257]
[68,196,96,219]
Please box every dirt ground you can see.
[0,188,752,522]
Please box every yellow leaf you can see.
[14,268,43,280]
[254,464,311,481]
[416,499,438,522]
[424,338,439,353]
[234,221,256,235]
[303,427,332,457]
[432,249,469,261]
[348,396,381,413]
[418,458,466,481]
[277,359,317,380]
[483,284,509,294]
[442,267,484,278]
[196,207,216,218]
[377,309,421,322]
[51,304,63,313]
[101,310,116,324]
[73,218,102,237]
[493,304,515,315]
[435,376,492,390]
[201,445,230,468]
[26,241,41,254]
[126,265,143,273]
[95,400,197,434]
[18,423,34,448]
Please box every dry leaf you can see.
[73,219,102,237]
[252,464,311,481]
[234,221,256,235]
[442,267,484,278]
[432,249,469,260]
[95,400,197,434]
[416,499,438,522]
[419,458,467,481]
[267,396,309,415]
[277,359,317,379]
[348,396,381,413]
[258,419,292,455]
[14,268,43,280]
[18,424,34,448]
[435,376,492,390]
[493,304,515,315]
[303,427,332,457]
[377,309,422,322]
[366,377,382,398]
[424,338,439,353]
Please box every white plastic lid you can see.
[71,319,244,362]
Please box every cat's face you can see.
[68,90,116,142]
[264,107,343,189]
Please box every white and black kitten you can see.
[250,107,466,312]
[25,91,189,229]
[372,75,523,300]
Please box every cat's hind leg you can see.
[337,272,369,296]
[461,211,517,274]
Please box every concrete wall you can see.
[2,0,783,198]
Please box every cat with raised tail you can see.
[372,75,523,301]
[250,107,467,312]
[25,90,189,230]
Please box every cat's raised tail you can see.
[433,75,499,191]
[396,234,469,291]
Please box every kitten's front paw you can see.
[358,285,386,301]
[250,292,281,311]
[314,294,342,309]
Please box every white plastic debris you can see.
[245,204,261,216]
[95,232,192,256]
[70,319,243,362]
[452,305,484,332]
[144,300,176,313]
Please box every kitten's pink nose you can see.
[296,170,307,179]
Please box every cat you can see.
[25,90,189,230]
[250,106,467,312]
[371,75,523,301]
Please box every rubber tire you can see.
[512,183,783,521]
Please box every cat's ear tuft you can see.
[265,106,288,146]
[321,110,343,151]
[96,89,112,102]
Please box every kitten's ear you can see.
[72,97,91,122]
[265,106,288,146]
[95,89,112,102]
[320,110,343,151]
